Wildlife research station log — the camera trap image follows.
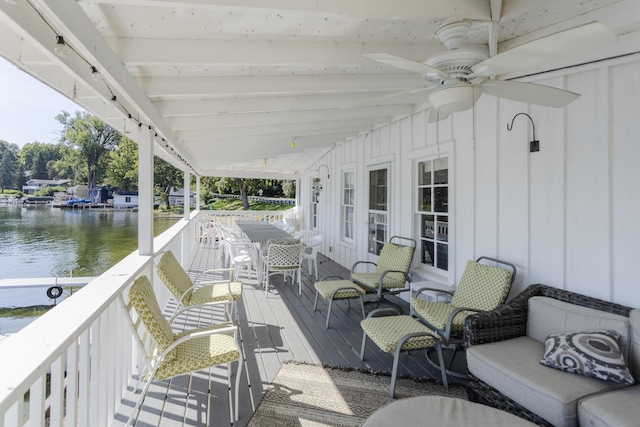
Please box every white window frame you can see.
[341,170,355,244]
[414,152,451,276]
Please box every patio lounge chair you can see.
[125,276,243,426]
[360,256,515,397]
[155,250,243,324]
[350,236,416,304]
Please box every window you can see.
[417,158,449,271]
[368,168,388,255]
[341,171,355,242]
[125,196,131,203]
[310,177,320,230]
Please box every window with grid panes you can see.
[417,158,449,270]
[341,171,355,242]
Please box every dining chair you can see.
[301,234,323,280]
[263,239,303,296]
[155,250,243,324]
[125,276,243,426]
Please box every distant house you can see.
[168,187,196,207]
[89,186,115,204]
[22,179,70,194]
[67,185,89,198]
[112,191,138,209]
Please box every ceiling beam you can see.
[165,104,413,130]
[154,91,426,117]
[108,38,444,66]
[128,74,428,99]
[81,0,492,21]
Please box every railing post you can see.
[137,127,154,256]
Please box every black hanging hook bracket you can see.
[507,112,539,152]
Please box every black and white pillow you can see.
[540,330,635,384]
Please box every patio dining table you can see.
[236,221,298,285]
[236,220,294,243]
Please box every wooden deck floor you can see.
[115,241,461,427]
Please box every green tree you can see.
[281,180,296,198]
[0,140,19,192]
[19,142,66,179]
[107,136,138,190]
[56,111,120,189]
[154,157,183,209]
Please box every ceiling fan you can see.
[363,17,616,121]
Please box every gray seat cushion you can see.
[467,336,617,427]
[578,385,640,427]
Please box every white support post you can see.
[195,175,201,210]
[138,128,154,256]
[183,169,190,221]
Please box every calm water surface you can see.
[0,204,178,279]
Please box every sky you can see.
[0,57,85,148]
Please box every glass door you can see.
[367,167,388,255]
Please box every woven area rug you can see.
[247,362,467,427]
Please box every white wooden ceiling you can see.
[1,0,639,178]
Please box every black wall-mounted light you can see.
[507,112,540,153]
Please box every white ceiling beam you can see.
[184,130,359,150]
[108,38,443,66]
[81,0,491,21]
[154,91,426,117]
[175,118,378,141]
[130,74,427,99]
[165,104,413,130]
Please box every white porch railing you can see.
[0,207,296,427]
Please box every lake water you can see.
[0,204,178,333]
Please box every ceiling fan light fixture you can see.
[428,84,480,114]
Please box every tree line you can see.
[0,110,295,208]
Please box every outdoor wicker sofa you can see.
[464,284,639,427]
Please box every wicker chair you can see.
[464,284,633,426]
[155,250,243,324]
[125,276,243,426]
[350,236,416,304]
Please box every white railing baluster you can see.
[78,329,90,427]
[66,339,78,427]
[49,355,65,427]
[28,375,45,426]
[90,318,101,427]
[3,399,22,427]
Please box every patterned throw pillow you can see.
[540,330,635,384]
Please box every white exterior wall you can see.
[301,57,640,307]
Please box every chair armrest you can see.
[377,269,410,288]
[413,286,454,298]
[351,260,376,273]
[365,307,402,318]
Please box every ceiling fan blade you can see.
[471,22,616,77]
[479,80,580,107]
[363,53,448,80]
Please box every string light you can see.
[54,36,69,57]
[290,137,296,148]
[90,66,100,81]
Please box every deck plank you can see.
[115,241,452,427]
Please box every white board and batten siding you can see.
[300,56,640,309]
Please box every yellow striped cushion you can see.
[129,276,177,361]
[361,315,438,353]
[157,251,194,301]
[155,323,239,380]
[189,281,243,305]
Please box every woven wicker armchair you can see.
[464,284,633,426]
